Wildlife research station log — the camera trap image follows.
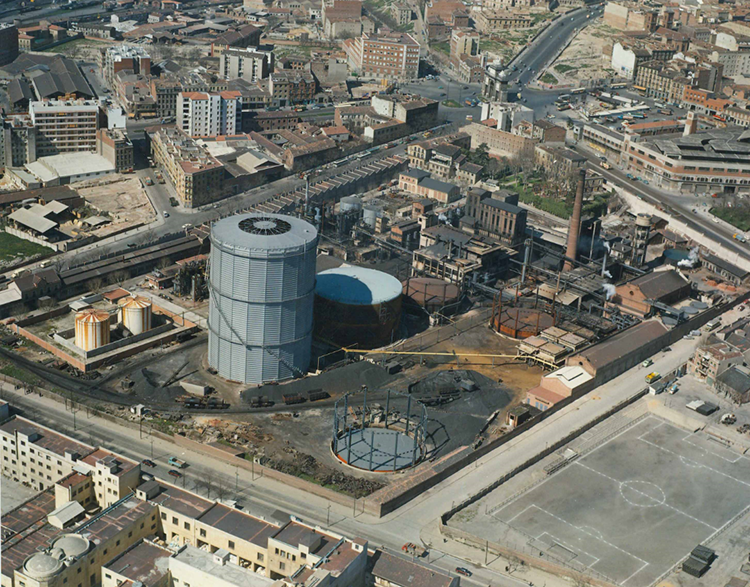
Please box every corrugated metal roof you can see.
[574,321,667,370]
[9,208,56,233]
[628,269,688,299]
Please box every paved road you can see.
[508,5,605,90]
[573,144,750,264]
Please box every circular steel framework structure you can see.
[332,388,427,472]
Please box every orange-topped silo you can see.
[74,309,111,351]
[118,295,152,335]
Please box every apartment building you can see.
[150,127,225,207]
[343,32,420,81]
[269,71,317,106]
[603,1,659,32]
[391,3,412,25]
[0,23,19,67]
[0,415,94,492]
[710,49,750,78]
[475,11,532,33]
[1,401,375,587]
[97,128,134,172]
[1,115,37,169]
[220,46,274,82]
[79,448,141,508]
[100,45,151,86]
[29,99,99,158]
[688,342,744,385]
[177,91,241,137]
[450,29,479,60]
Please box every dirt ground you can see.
[425,323,544,399]
[72,175,156,236]
[545,18,618,85]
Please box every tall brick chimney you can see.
[564,168,587,272]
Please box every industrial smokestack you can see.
[564,168,587,272]
[683,111,698,137]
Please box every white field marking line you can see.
[529,504,648,568]
[680,432,743,464]
[639,437,750,489]
[621,559,650,587]
[576,415,661,461]
[495,416,660,517]
[536,531,601,569]
[506,504,536,524]
[575,461,717,530]
[637,420,664,441]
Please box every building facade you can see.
[343,32,420,81]
[177,91,241,137]
[29,100,99,158]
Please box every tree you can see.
[88,278,104,293]
[468,143,490,168]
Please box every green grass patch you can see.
[0,363,42,386]
[554,64,577,73]
[42,38,108,53]
[0,232,50,262]
[711,206,750,232]
[441,100,461,108]
[540,72,558,85]
[431,41,450,55]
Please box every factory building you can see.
[463,188,527,246]
[315,266,402,348]
[611,269,691,318]
[208,214,318,384]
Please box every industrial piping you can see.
[564,168,587,272]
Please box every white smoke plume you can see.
[602,283,616,300]
[677,247,699,268]
[603,270,612,278]
[603,241,611,252]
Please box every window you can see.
[279,562,286,571]
[161,513,167,520]
[200,529,206,537]
[184,522,190,530]
[228,540,235,549]
[258,553,264,561]
[173,517,178,525]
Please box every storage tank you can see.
[402,277,460,314]
[315,266,402,348]
[118,295,152,335]
[339,196,362,213]
[362,204,383,229]
[74,309,110,351]
[208,214,318,384]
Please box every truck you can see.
[645,372,661,384]
[734,233,746,243]
[168,457,187,468]
[601,162,611,170]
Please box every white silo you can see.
[208,214,318,384]
[118,295,152,335]
[74,309,110,351]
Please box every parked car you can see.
[142,459,156,468]
[455,567,472,577]
[168,469,182,478]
